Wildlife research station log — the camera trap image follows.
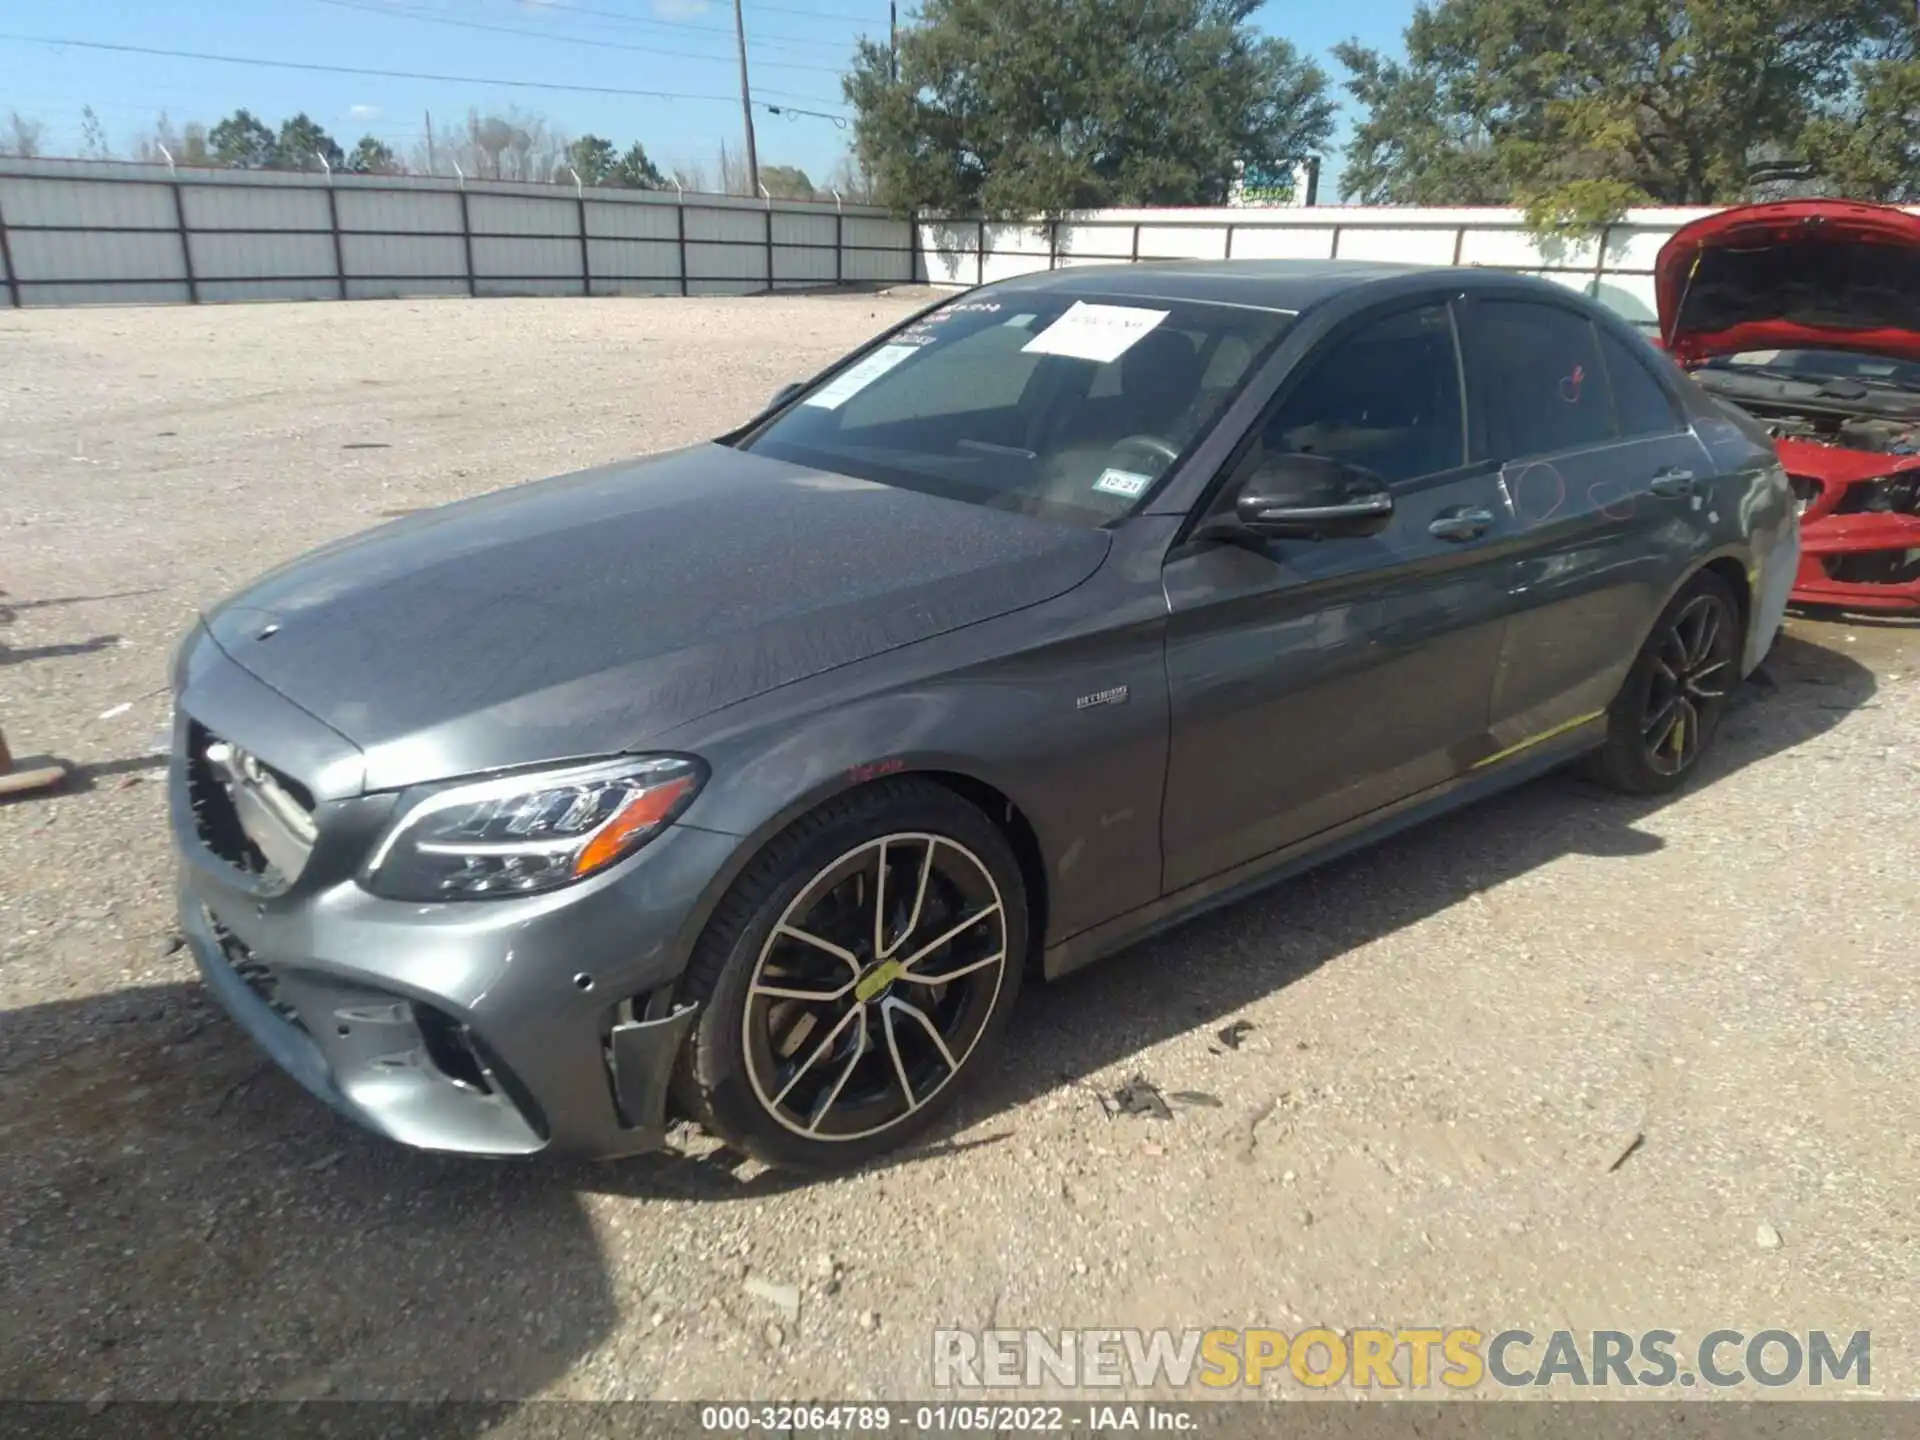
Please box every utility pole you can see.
[890,2,898,81]
[425,109,436,174]
[732,0,761,198]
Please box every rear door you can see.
[1160,297,1514,892]
[1464,295,1710,752]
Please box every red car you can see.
[1656,199,1920,612]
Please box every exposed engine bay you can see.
[1739,403,1920,456]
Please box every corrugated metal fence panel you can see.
[468,193,578,237]
[1334,226,1460,264]
[586,199,679,240]
[773,211,835,246]
[10,229,185,282]
[26,281,190,306]
[341,232,466,279]
[685,205,768,244]
[0,175,175,228]
[335,188,463,234]
[471,235,579,279]
[842,245,912,283]
[192,231,336,280]
[1137,224,1229,260]
[686,240,768,281]
[587,238,681,280]
[772,246,836,284]
[182,184,331,233]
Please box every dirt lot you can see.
[1,295,1916,1404]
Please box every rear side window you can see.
[1476,299,1615,459]
[1597,327,1682,437]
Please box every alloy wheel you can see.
[741,833,1008,1142]
[1641,592,1736,776]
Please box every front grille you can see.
[1834,474,1920,517]
[204,908,306,1034]
[1823,551,1920,586]
[186,721,318,883]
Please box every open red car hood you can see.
[1655,200,1920,366]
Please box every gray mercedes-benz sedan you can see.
[171,260,1799,1171]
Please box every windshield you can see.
[1702,349,1920,392]
[736,292,1292,527]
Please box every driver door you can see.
[1159,297,1515,891]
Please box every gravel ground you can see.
[1,295,1916,1405]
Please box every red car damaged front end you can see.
[1656,199,1920,611]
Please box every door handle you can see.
[1428,507,1494,542]
[1648,467,1696,498]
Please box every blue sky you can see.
[0,0,1412,194]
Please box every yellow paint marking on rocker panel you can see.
[1470,709,1607,771]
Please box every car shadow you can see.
[0,632,1880,1398]
[0,981,619,1400]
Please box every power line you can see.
[305,0,854,76]
[0,33,852,117]
[434,0,873,56]
[750,1,892,20]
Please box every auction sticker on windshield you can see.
[804,344,922,409]
[1093,468,1152,498]
[1022,302,1170,363]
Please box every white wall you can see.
[914,204,1781,329]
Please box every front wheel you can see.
[1585,572,1742,795]
[673,779,1027,1172]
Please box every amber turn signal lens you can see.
[572,775,698,877]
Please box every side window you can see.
[1252,302,1465,486]
[1475,300,1616,459]
[838,322,1040,429]
[1597,327,1682,436]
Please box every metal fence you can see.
[0,157,918,307]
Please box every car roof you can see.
[984,258,1577,315]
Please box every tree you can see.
[274,113,344,171]
[826,153,879,204]
[614,141,665,189]
[1800,45,1920,203]
[209,109,276,168]
[759,164,816,200]
[345,135,400,175]
[568,134,619,185]
[80,105,111,160]
[1336,0,1914,230]
[2,111,44,158]
[133,112,210,166]
[844,0,1333,215]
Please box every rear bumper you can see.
[1794,511,1920,612]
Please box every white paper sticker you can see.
[803,344,921,410]
[1093,468,1152,498]
[1022,302,1170,364]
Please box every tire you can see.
[672,778,1028,1172]
[1584,571,1742,796]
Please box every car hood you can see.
[1656,200,1920,365]
[203,444,1109,792]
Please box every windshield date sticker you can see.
[1093,468,1152,498]
[1023,302,1170,364]
[803,344,921,410]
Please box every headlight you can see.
[361,755,704,901]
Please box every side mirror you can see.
[1229,453,1393,540]
[767,380,806,410]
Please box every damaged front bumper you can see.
[1795,510,1920,611]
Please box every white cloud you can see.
[349,104,381,120]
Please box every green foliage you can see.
[208,109,276,168]
[1800,53,1920,204]
[569,135,619,185]
[79,105,111,160]
[274,113,344,171]
[346,136,399,175]
[759,164,815,200]
[1337,0,1916,231]
[845,0,1334,216]
[614,141,665,190]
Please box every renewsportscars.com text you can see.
[933,1327,1871,1391]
